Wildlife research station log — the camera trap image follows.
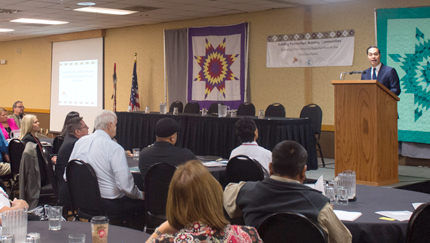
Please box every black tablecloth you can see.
[27,221,149,243]
[334,185,430,243]
[116,112,318,170]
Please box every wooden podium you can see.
[332,80,400,186]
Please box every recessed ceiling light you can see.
[74,7,138,15]
[10,18,68,25]
[77,2,96,6]
[0,28,14,32]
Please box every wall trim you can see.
[4,107,50,114]
[46,29,106,42]
[322,124,334,132]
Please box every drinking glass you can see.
[173,107,179,115]
[258,110,264,119]
[159,102,167,114]
[325,186,337,205]
[26,232,40,243]
[230,110,237,117]
[48,206,63,231]
[337,187,348,205]
[132,148,139,158]
[145,106,150,114]
[1,235,15,243]
[201,108,208,116]
[69,233,86,243]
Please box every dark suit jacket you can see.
[56,133,78,206]
[361,64,401,96]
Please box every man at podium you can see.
[361,46,401,96]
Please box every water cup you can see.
[258,110,265,119]
[1,208,28,243]
[26,232,41,243]
[173,107,179,115]
[337,187,348,205]
[1,235,15,243]
[91,216,109,243]
[325,186,337,205]
[230,110,237,117]
[132,148,139,158]
[48,206,63,231]
[201,108,208,116]
[145,106,150,114]
[69,233,86,243]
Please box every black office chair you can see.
[300,103,325,167]
[226,155,265,185]
[406,202,430,243]
[208,102,224,115]
[183,102,200,114]
[52,135,64,154]
[237,102,256,116]
[169,101,183,113]
[257,212,328,243]
[144,163,177,233]
[265,103,286,117]
[6,139,24,198]
[40,149,59,204]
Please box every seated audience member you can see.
[146,160,262,243]
[0,107,19,139]
[56,117,89,206]
[19,114,50,209]
[8,101,24,128]
[224,140,352,243]
[139,118,196,182]
[230,117,271,173]
[0,132,11,176]
[60,111,80,137]
[0,185,29,225]
[69,110,144,229]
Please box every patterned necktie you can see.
[372,68,377,79]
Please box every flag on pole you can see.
[128,54,140,111]
[112,63,117,112]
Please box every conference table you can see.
[27,221,150,242]
[116,111,318,170]
[334,185,430,243]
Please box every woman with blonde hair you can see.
[146,160,262,243]
[19,114,50,209]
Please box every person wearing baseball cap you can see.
[138,118,196,186]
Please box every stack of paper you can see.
[333,210,362,221]
[375,211,412,221]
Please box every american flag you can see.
[128,60,140,111]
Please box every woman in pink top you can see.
[0,107,19,140]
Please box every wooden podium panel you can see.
[332,80,399,186]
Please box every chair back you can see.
[257,212,328,243]
[300,103,323,136]
[52,135,64,154]
[183,102,201,114]
[44,149,58,201]
[265,103,286,117]
[208,102,224,115]
[237,102,256,116]
[226,155,264,184]
[8,139,24,175]
[406,202,430,243]
[66,159,104,219]
[144,163,177,231]
[169,101,184,113]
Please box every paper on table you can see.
[375,211,412,221]
[412,203,424,210]
[129,166,139,172]
[304,175,324,195]
[333,210,362,221]
[203,161,228,167]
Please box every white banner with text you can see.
[266,30,355,67]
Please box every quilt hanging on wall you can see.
[187,23,248,110]
[377,6,430,144]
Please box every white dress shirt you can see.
[69,130,143,200]
[229,141,272,172]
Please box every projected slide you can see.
[59,59,98,106]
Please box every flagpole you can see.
[113,63,117,112]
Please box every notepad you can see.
[375,211,412,221]
[333,210,362,221]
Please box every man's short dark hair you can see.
[271,140,308,177]
[366,46,380,55]
[235,117,256,143]
[12,101,22,108]
[66,117,83,135]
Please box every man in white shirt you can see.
[229,117,271,173]
[69,110,144,229]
